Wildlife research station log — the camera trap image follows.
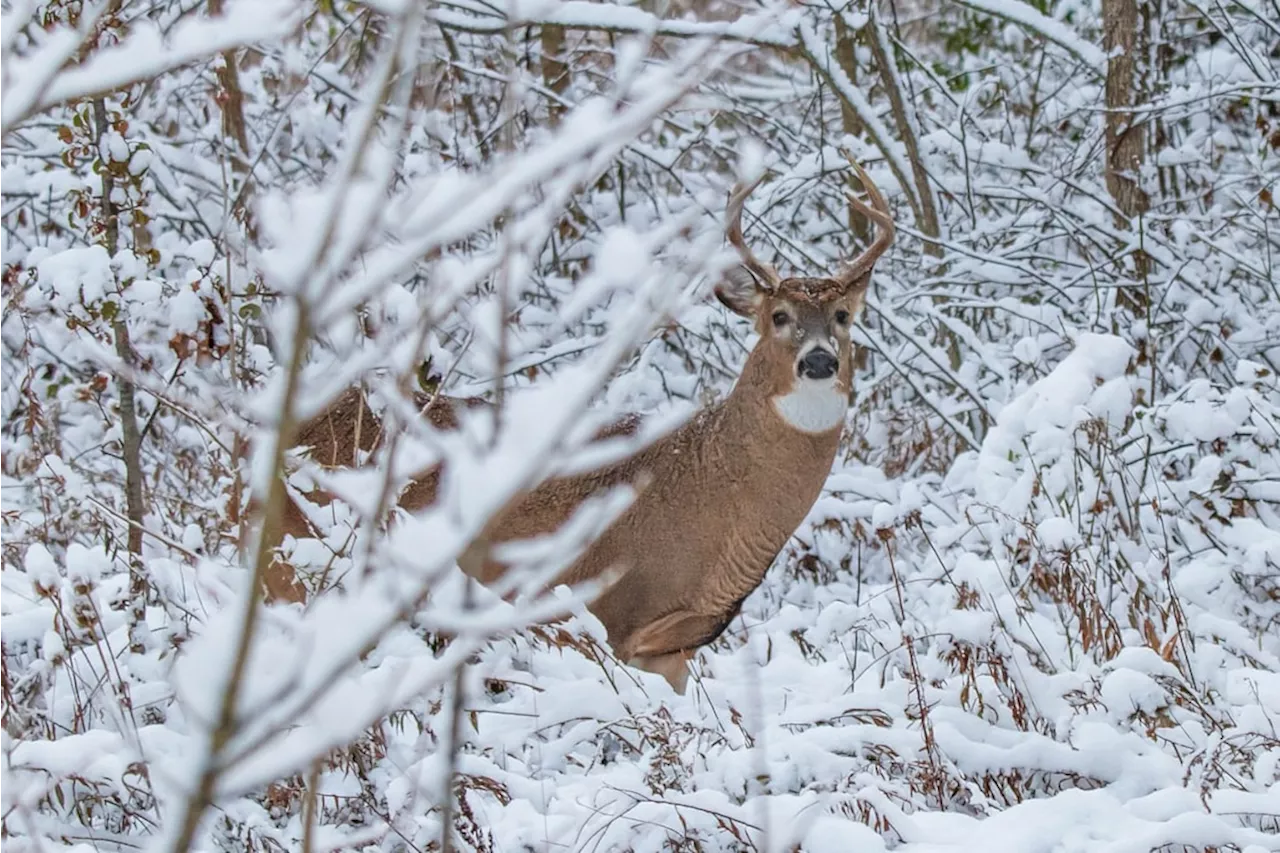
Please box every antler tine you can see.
[726,175,782,291]
[838,154,896,287]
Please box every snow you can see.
[3,0,306,134]
[431,1,798,47]
[22,543,59,590]
[1037,516,1080,550]
[951,0,1107,71]
[167,287,206,336]
[35,245,114,307]
[185,239,216,268]
[3,0,1278,851]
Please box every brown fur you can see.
[264,289,860,689]
[262,168,892,691]
[263,389,484,603]
[263,389,639,602]
[457,281,863,691]
[264,290,869,692]
[257,277,862,688]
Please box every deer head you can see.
[714,158,894,433]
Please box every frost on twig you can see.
[2,0,1277,851]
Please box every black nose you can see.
[798,349,838,380]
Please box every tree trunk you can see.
[208,0,256,239]
[834,13,870,241]
[541,25,569,126]
[863,5,958,371]
[94,96,148,655]
[1103,0,1151,313]
[865,5,942,259]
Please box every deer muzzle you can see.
[797,347,838,380]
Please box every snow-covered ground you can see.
[3,1,1278,851]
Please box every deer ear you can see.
[846,273,871,316]
[715,265,764,317]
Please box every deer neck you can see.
[712,347,847,492]
[771,378,848,434]
[667,352,845,610]
[742,339,847,430]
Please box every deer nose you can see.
[798,349,838,380]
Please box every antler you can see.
[837,152,895,288]
[725,175,782,291]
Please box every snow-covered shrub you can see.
[3,0,1277,851]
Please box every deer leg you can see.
[628,650,693,694]
[612,608,733,694]
[620,609,730,660]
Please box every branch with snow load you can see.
[1,0,304,138]
[428,0,799,46]
[949,0,1107,74]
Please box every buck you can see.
[267,161,894,693]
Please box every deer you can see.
[265,160,895,693]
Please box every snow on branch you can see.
[430,0,799,47]
[1,0,304,137]
[5,0,1278,849]
[796,22,922,226]
[951,0,1106,72]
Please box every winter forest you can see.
[2,0,1279,850]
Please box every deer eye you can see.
[834,309,850,325]
[771,311,790,327]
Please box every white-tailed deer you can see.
[267,160,895,693]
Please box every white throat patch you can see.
[772,380,847,434]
